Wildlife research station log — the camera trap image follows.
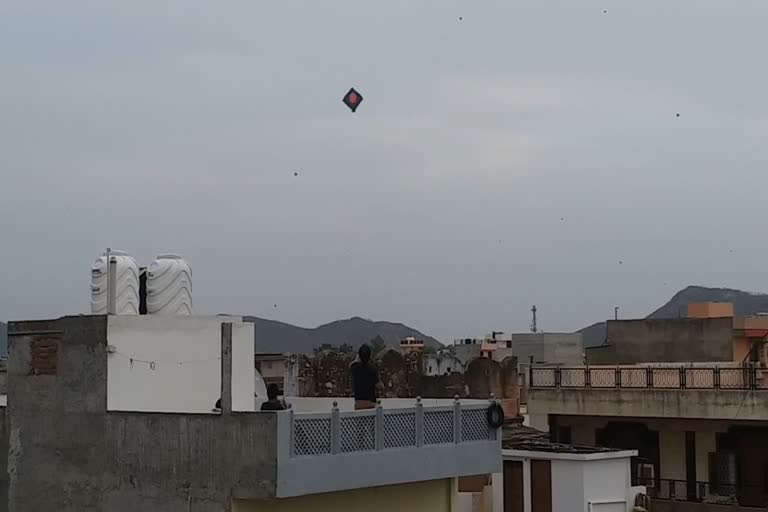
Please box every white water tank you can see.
[90,250,140,315]
[146,254,193,315]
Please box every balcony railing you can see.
[633,478,768,507]
[289,398,496,458]
[530,365,768,390]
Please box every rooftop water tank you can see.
[90,250,140,315]
[146,254,193,315]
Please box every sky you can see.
[2,1,768,342]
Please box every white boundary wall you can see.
[106,315,254,413]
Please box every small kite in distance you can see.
[343,88,364,113]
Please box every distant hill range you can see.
[241,315,442,354]
[579,286,768,347]
[0,316,439,357]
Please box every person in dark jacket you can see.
[260,383,286,411]
[350,344,382,410]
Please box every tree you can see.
[368,335,387,356]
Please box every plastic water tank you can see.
[90,250,140,315]
[146,254,193,315]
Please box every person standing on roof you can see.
[260,383,286,411]
[350,344,383,410]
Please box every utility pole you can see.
[530,305,538,333]
[614,306,619,321]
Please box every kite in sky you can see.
[343,87,364,113]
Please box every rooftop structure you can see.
[455,425,641,512]
[4,315,502,511]
[588,303,768,367]
[528,362,768,509]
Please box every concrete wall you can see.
[499,452,634,512]
[7,315,277,512]
[551,459,585,512]
[528,388,768,421]
[588,318,734,365]
[581,457,633,512]
[0,407,7,512]
[233,479,453,512]
[107,315,255,413]
[495,333,584,367]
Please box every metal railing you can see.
[530,365,768,390]
[633,478,768,506]
[289,398,497,458]
[635,478,712,502]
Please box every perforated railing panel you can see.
[294,417,331,456]
[424,410,454,445]
[383,411,416,449]
[340,415,376,453]
[461,408,489,442]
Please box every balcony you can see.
[632,478,767,511]
[274,399,502,497]
[527,365,768,421]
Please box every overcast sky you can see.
[2,1,768,341]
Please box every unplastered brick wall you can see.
[30,337,60,375]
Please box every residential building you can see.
[5,314,502,512]
[587,302,768,366]
[454,334,503,364]
[254,353,288,394]
[687,302,735,319]
[528,362,768,509]
[424,352,463,376]
[586,317,735,365]
[493,333,584,368]
[400,336,425,354]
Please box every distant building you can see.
[587,302,768,365]
[399,336,424,354]
[453,333,503,363]
[254,353,287,394]
[494,332,584,367]
[424,352,463,376]
[687,301,735,319]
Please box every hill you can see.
[578,286,768,347]
[240,315,442,354]
[647,286,768,318]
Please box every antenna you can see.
[530,305,538,333]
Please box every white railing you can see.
[289,398,497,458]
[530,365,768,391]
